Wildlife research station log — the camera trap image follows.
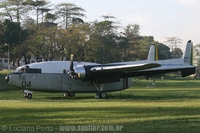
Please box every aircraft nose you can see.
[5,75,9,82]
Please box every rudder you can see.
[147,44,158,61]
[184,40,193,65]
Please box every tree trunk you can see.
[17,58,20,66]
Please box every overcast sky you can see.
[50,0,200,47]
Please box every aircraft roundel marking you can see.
[32,74,36,79]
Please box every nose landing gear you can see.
[24,93,32,99]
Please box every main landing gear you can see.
[93,81,107,98]
[63,92,76,97]
[95,91,107,98]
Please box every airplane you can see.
[5,40,196,99]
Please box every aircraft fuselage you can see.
[8,72,132,93]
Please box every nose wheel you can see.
[24,93,32,99]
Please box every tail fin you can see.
[147,44,158,61]
[184,40,193,65]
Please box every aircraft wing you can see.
[90,63,161,72]
[72,63,161,83]
[69,40,195,83]
[72,60,195,83]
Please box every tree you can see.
[157,43,172,60]
[19,18,37,64]
[0,19,28,66]
[0,20,4,42]
[116,36,129,61]
[54,2,86,29]
[137,36,155,60]
[193,44,200,77]
[85,18,121,63]
[194,44,200,57]
[0,0,30,22]
[23,0,50,29]
[60,23,90,61]
[164,37,182,51]
[0,20,6,56]
[171,47,183,58]
[124,24,140,38]
[21,17,37,31]
[123,24,141,61]
[28,27,57,61]
[45,13,56,22]
[28,23,90,61]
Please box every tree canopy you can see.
[0,0,183,66]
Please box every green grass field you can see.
[0,71,200,133]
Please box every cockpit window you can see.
[14,66,41,73]
[14,67,25,73]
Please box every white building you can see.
[0,57,37,67]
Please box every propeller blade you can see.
[70,54,74,71]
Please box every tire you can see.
[68,92,75,97]
[100,91,107,98]
[27,93,32,99]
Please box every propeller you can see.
[67,54,86,80]
[70,54,74,71]
[68,54,76,78]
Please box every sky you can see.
[50,0,200,48]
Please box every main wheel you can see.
[100,91,107,98]
[68,92,75,97]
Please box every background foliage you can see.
[0,0,191,65]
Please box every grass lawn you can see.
[0,71,200,133]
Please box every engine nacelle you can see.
[73,65,105,81]
[73,66,86,80]
[73,65,120,83]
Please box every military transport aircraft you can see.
[5,40,196,99]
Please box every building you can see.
[0,57,37,68]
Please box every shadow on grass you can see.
[0,105,200,133]
[42,93,200,101]
[45,87,200,101]
[1,88,200,102]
